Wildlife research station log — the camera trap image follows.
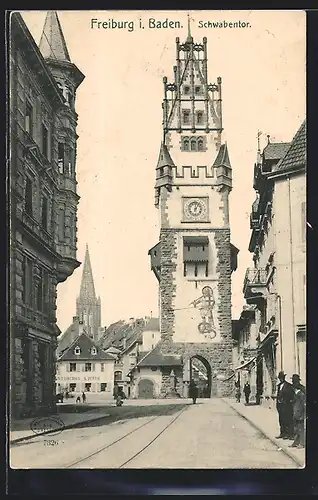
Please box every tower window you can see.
[58,143,65,174]
[198,138,204,151]
[195,86,201,94]
[197,112,203,125]
[25,101,33,136]
[41,124,48,158]
[191,139,197,151]
[205,262,209,277]
[184,86,190,95]
[183,262,187,277]
[183,138,190,151]
[160,167,164,177]
[182,110,190,124]
[25,177,33,216]
[194,264,198,277]
[41,196,48,230]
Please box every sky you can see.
[19,10,306,333]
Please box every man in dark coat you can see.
[243,382,251,405]
[276,371,295,439]
[290,374,306,448]
[188,380,199,404]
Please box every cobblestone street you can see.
[10,399,300,469]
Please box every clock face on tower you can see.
[183,197,209,222]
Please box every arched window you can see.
[191,139,197,151]
[183,138,190,151]
[197,112,203,125]
[74,346,81,355]
[198,138,204,151]
[114,371,122,382]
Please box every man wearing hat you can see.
[290,374,306,448]
[275,371,295,439]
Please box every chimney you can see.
[129,317,135,326]
[123,337,127,350]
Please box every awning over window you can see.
[234,357,256,371]
[183,236,209,246]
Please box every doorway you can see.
[190,355,212,398]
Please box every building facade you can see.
[238,121,306,405]
[56,332,115,396]
[76,244,102,342]
[148,29,238,398]
[10,12,85,418]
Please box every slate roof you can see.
[156,143,175,169]
[143,318,160,331]
[98,318,159,352]
[39,11,71,62]
[263,142,290,161]
[212,143,231,169]
[56,317,81,358]
[137,344,182,368]
[270,120,306,175]
[58,333,115,362]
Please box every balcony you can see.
[243,268,267,303]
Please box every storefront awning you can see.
[234,357,256,371]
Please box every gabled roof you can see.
[270,120,306,176]
[212,143,231,169]
[39,11,71,62]
[263,142,290,161]
[143,318,160,332]
[156,143,175,169]
[56,317,81,358]
[98,319,144,351]
[58,332,115,362]
[136,344,182,368]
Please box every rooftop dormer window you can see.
[91,347,97,355]
[74,346,81,355]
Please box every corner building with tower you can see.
[149,31,239,397]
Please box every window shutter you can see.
[76,364,80,372]
[66,364,70,372]
[82,364,85,372]
[92,363,95,372]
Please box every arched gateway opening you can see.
[189,355,212,398]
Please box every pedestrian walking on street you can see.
[275,371,295,439]
[82,391,86,404]
[188,380,199,404]
[290,374,306,448]
[235,380,241,403]
[243,382,251,405]
[76,396,81,403]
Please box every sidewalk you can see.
[10,407,111,445]
[223,398,305,468]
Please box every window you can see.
[101,363,104,372]
[74,346,81,355]
[195,86,201,94]
[42,124,48,158]
[114,370,122,382]
[159,167,164,177]
[152,333,155,338]
[25,177,33,216]
[183,110,190,124]
[151,367,157,371]
[183,138,190,151]
[58,208,65,242]
[85,363,92,372]
[70,363,77,372]
[197,112,203,125]
[36,268,43,312]
[85,383,91,392]
[205,262,209,277]
[25,101,33,136]
[22,257,33,307]
[184,262,187,277]
[58,143,65,174]
[66,148,73,177]
[198,138,204,151]
[41,196,48,230]
[184,86,190,95]
[194,263,198,277]
[191,139,197,151]
[91,347,97,355]
[69,383,76,392]
[100,383,107,392]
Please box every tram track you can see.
[65,404,189,468]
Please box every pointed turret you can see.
[154,143,175,206]
[212,143,232,189]
[39,11,71,62]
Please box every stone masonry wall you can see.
[159,228,234,397]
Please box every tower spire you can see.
[78,245,96,302]
[39,11,71,62]
[187,13,192,42]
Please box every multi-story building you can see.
[10,11,85,417]
[56,330,115,396]
[148,28,239,398]
[238,121,306,405]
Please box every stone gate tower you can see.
[149,28,239,397]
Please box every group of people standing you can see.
[276,371,306,448]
